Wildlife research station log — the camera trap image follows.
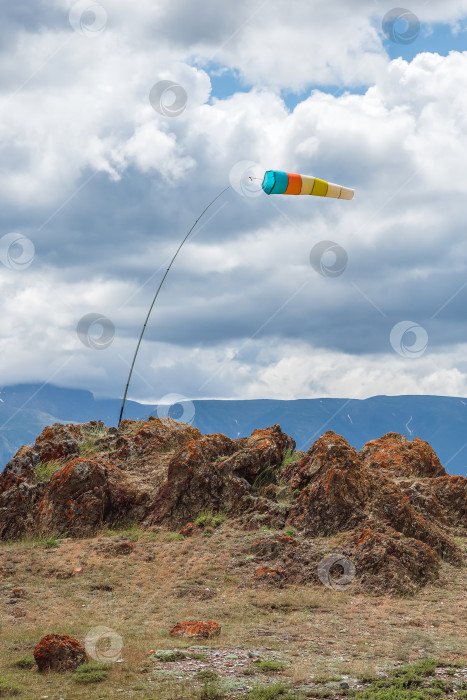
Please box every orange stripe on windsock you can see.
[284,172,302,195]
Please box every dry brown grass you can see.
[0,526,466,698]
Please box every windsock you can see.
[262,170,354,200]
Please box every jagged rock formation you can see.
[0,419,465,595]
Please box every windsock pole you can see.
[118,184,232,427]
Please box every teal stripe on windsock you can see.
[261,170,289,194]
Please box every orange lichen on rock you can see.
[169,621,221,638]
[148,425,292,529]
[33,633,87,672]
[179,522,201,537]
[341,525,440,595]
[285,432,372,536]
[34,457,144,537]
[359,433,447,478]
[253,565,285,584]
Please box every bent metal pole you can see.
[118,185,232,427]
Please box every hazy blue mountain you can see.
[1,384,466,476]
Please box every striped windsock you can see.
[262,170,354,200]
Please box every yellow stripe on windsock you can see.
[311,178,329,197]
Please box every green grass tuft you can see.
[34,459,62,482]
[0,677,20,697]
[194,511,227,529]
[198,682,224,699]
[348,658,456,699]
[253,465,278,489]
[254,660,287,674]
[313,674,342,683]
[34,535,60,548]
[243,682,304,699]
[80,423,107,438]
[79,437,99,456]
[195,670,219,682]
[12,656,35,670]
[280,448,302,468]
[73,660,109,684]
[164,532,185,542]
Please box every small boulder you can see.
[169,621,221,639]
[180,522,201,537]
[34,633,87,672]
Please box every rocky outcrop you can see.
[33,423,82,465]
[399,475,467,535]
[110,418,201,466]
[340,526,440,595]
[35,457,148,537]
[223,425,295,484]
[0,418,464,596]
[283,431,462,567]
[284,432,372,536]
[0,481,44,539]
[0,445,39,495]
[148,424,292,527]
[359,432,447,478]
[0,424,84,496]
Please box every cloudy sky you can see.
[2,0,467,405]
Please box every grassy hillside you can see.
[0,525,466,699]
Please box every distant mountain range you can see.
[0,384,466,476]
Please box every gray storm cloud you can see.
[1,1,467,402]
